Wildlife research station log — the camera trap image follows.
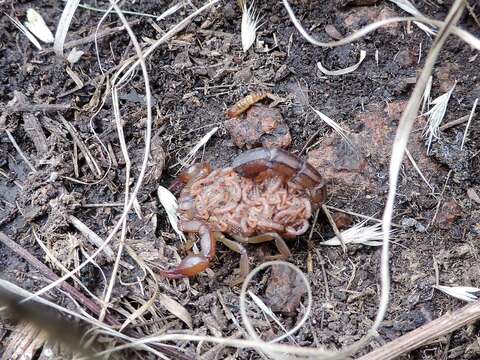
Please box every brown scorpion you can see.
[161,147,327,283]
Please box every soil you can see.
[1,0,479,359]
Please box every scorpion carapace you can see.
[161,147,327,283]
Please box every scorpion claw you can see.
[169,162,212,193]
[161,255,210,278]
[161,220,216,279]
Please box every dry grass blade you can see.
[421,75,432,113]
[157,2,186,21]
[157,185,186,241]
[98,0,156,330]
[19,0,154,307]
[241,1,262,52]
[117,0,221,84]
[374,0,466,355]
[5,130,37,173]
[460,97,478,149]
[283,0,480,50]
[248,291,296,343]
[317,49,366,75]
[311,107,354,149]
[70,0,162,19]
[405,148,434,193]
[5,13,43,50]
[433,285,480,302]
[423,82,456,153]
[54,0,80,56]
[158,293,193,329]
[389,0,436,35]
[67,215,115,259]
[181,126,218,167]
[24,9,54,43]
[120,246,160,331]
[319,222,389,247]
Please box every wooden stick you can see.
[357,300,480,360]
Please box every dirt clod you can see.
[436,200,462,230]
[225,104,292,149]
[264,264,307,315]
[333,212,353,230]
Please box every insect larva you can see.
[226,91,268,118]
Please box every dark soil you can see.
[1,0,479,359]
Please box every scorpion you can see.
[161,147,327,283]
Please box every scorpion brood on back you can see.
[161,147,327,284]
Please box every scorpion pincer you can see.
[161,147,327,283]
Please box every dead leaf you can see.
[158,293,193,329]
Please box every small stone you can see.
[264,264,307,315]
[225,104,292,149]
[343,7,378,29]
[436,200,461,230]
[270,15,280,23]
[401,217,417,228]
[23,205,43,221]
[308,101,440,196]
[415,222,427,233]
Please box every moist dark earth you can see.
[1,0,479,359]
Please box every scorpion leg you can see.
[216,233,250,285]
[161,220,216,279]
[232,232,292,260]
